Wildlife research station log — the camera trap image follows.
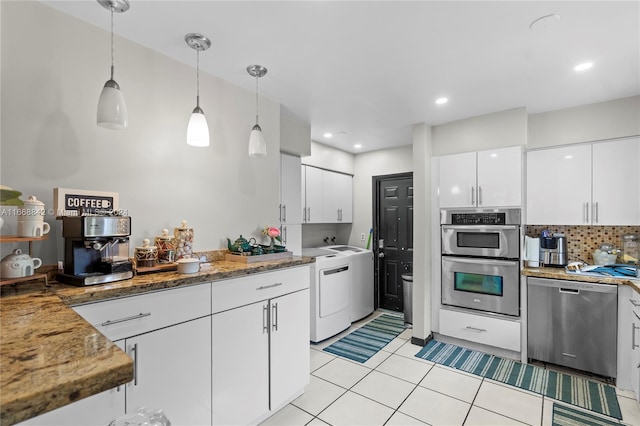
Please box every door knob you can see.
[378,252,385,258]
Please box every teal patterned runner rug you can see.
[323,314,405,363]
[415,340,622,420]
[552,403,619,426]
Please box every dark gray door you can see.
[374,173,413,312]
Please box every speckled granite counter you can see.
[522,266,640,293]
[0,256,314,426]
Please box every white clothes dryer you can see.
[324,245,374,322]
[302,248,351,343]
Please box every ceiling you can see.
[41,1,639,153]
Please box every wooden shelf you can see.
[0,273,49,287]
[0,235,49,243]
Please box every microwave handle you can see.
[441,225,520,231]
[442,256,518,267]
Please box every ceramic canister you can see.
[20,196,46,221]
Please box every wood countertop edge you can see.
[0,257,314,426]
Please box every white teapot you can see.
[1,249,42,278]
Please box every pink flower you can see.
[267,227,280,238]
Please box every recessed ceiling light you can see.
[323,132,333,138]
[435,97,448,105]
[574,62,594,72]
[354,144,362,149]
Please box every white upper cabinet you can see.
[322,171,353,223]
[526,137,640,225]
[302,165,353,223]
[592,138,640,225]
[280,153,302,225]
[302,165,324,223]
[439,146,522,208]
[526,144,591,225]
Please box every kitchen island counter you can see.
[522,266,640,293]
[0,255,314,426]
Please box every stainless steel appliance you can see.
[539,235,568,267]
[441,208,521,317]
[58,215,133,286]
[527,277,617,378]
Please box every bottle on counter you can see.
[174,220,194,260]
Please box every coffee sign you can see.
[53,188,119,216]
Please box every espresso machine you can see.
[58,215,133,286]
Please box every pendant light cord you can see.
[196,49,200,108]
[255,75,259,125]
[110,7,114,80]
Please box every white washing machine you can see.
[324,245,374,322]
[302,248,352,343]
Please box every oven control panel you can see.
[441,208,521,226]
[451,212,505,225]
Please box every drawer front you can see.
[73,283,211,341]
[212,266,310,314]
[439,308,521,352]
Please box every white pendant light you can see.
[185,33,211,147]
[247,65,268,157]
[96,0,129,130]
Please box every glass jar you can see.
[174,220,194,260]
[154,228,175,263]
[621,234,639,265]
[135,239,158,268]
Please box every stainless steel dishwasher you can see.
[527,277,618,378]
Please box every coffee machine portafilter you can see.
[58,215,134,286]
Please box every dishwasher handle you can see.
[323,265,349,276]
[559,288,580,295]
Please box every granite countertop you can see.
[0,256,314,426]
[522,266,640,293]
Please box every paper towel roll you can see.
[524,236,540,267]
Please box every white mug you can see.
[18,220,50,237]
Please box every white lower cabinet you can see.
[617,286,640,400]
[124,316,212,425]
[17,342,126,426]
[212,269,310,425]
[439,308,521,352]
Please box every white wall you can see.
[528,95,640,148]
[347,145,413,247]
[432,107,528,156]
[0,1,281,263]
[301,141,354,175]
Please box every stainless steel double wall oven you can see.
[441,208,521,317]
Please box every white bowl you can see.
[176,258,200,274]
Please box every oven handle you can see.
[442,225,520,231]
[442,256,519,267]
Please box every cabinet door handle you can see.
[561,352,577,358]
[257,282,283,290]
[630,299,640,307]
[465,326,487,333]
[593,202,598,223]
[478,186,482,206]
[633,323,639,349]
[307,207,311,221]
[471,187,475,206]
[584,202,589,223]
[129,343,139,386]
[272,302,278,332]
[263,305,269,334]
[282,226,287,244]
[278,204,282,222]
[282,205,286,223]
[101,312,151,327]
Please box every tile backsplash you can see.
[525,225,640,264]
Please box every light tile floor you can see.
[261,311,640,426]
